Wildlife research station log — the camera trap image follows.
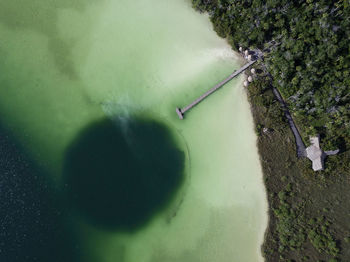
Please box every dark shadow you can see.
[63,117,186,232]
[0,0,98,79]
[0,122,83,262]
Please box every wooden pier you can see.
[176,60,256,119]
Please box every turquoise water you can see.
[0,0,267,261]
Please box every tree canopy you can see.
[193,0,350,148]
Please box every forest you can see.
[192,0,350,149]
[192,0,350,261]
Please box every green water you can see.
[0,0,267,261]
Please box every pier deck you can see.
[176,60,256,119]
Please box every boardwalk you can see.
[176,60,257,119]
[271,87,306,157]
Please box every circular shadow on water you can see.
[63,117,186,232]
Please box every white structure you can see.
[248,76,253,82]
[251,68,256,74]
[247,55,252,61]
[244,50,249,56]
[306,136,323,171]
[239,46,243,52]
[306,135,339,171]
[243,80,249,87]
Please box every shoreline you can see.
[190,1,350,258]
[238,55,269,262]
[243,64,350,260]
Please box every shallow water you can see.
[0,0,267,261]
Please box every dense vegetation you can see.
[192,0,350,149]
[192,0,350,260]
[246,80,350,261]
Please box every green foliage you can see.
[328,259,338,262]
[273,187,306,252]
[192,0,350,150]
[307,217,339,257]
[273,185,339,258]
[192,1,350,260]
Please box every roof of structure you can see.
[311,157,323,171]
[306,136,324,171]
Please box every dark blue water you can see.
[0,117,186,261]
[0,122,81,262]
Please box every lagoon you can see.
[0,0,267,261]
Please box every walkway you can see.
[176,60,257,119]
[271,87,306,157]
